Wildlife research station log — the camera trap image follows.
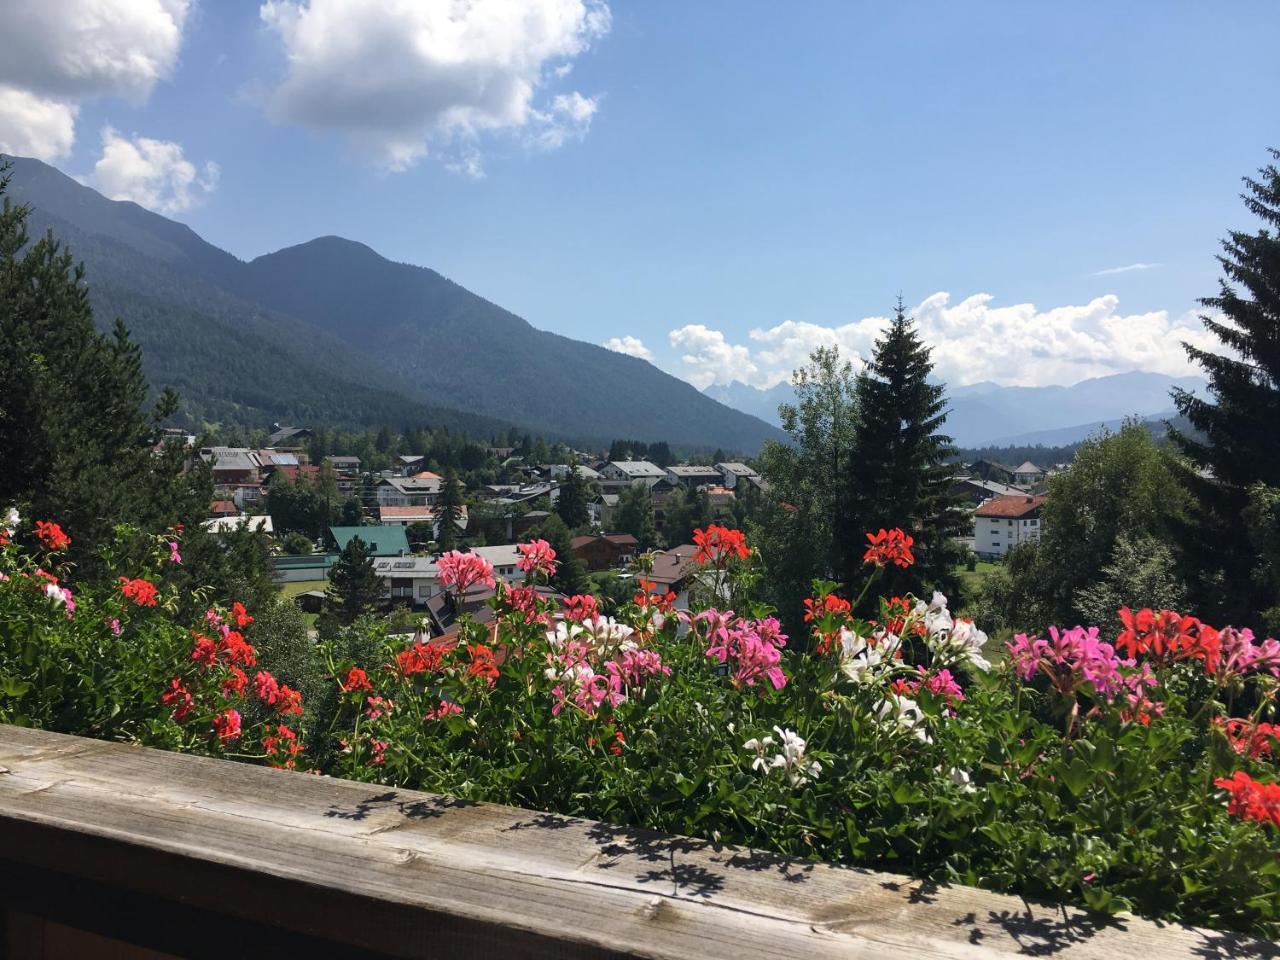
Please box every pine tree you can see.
[556,464,590,530]
[436,468,465,550]
[326,536,383,624]
[1171,149,1280,626]
[840,301,966,601]
[0,162,209,578]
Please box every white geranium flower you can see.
[948,767,976,793]
[915,591,953,636]
[545,621,584,649]
[767,726,821,786]
[838,627,896,685]
[877,694,931,743]
[3,507,18,535]
[743,734,776,772]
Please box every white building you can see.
[714,462,759,489]
[376,472,443,507]
[599,461,667,489]
[665,465,723,488]
[974,495,1046,559]
[1012,461,1046,487]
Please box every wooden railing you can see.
[0,724,1273,959]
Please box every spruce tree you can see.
[0,162,209,577]
[326,536,383,624]
[840,301,966,601]
[1171,149,1280,626]
[436,468,465,550]
[556,464,590,530]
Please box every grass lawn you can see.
[955,560,998,598]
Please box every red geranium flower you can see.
[340,667,373,692]
[466,644,500,684]
[276,684,303,716]
[119,577,159,607]
[34,521,71,552]
[394,641,444,676]
[863,528,915,568]
[1215,770,1280,828]
[190,634,218,666]
[222,666,248,698]
[212,709,242,742]
[254,670,280,705]
[693,525,749,566]
[160,676,194,721]
[231,601,254,628]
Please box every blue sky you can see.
[1,1,1277,389]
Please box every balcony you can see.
[0,724,1270,959]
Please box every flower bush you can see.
[5,508,1280,936]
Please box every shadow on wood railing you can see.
[0,724,1276,959]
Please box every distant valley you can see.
[706,372,1207,448]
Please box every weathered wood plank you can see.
[0,724,1272,959]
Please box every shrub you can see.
[4,509,1280,936]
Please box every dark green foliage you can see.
[555,464,590,530]
[533,514,590,596]
[1171,149,1280,626]
[979,422,1190,633]
[0,164,209,580]
[437,468,465,551]
[608,439,675,467]
[840,304,967,602]
[281,531,314,555]
[663,487,713,547]
[325,536,383,625]
[267,472,336,540]
[615,483,657,549]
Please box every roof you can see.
[200,447,258,472]
[954,477,1023,498]
[258,451,300,467]
[646,545,699,587]
[329,526,410,556]
[666,465,722,478]
[380,475,442,494]
[372,556,438,577]
[209,500,238,515]
[469,545,521,570]
[1013,461,1045,475]
[715,462,758,476]
[325,455,361,466]
[412,470,443,481]
[379,505,468,525]
[268,426,310,445]
[570,533,639,551]
[607,460,666,477]
[975,494,1047,519]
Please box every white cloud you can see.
[85,126,218,214]
[602,335,653,361]
[258,0,611,172]
[670,292,1221,390]
[0,0,190,159]
[1094,262,1163,276]
[669,324,761,390]
[0,85,77,161]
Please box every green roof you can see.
[328,526,410,557]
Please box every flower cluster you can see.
[437,550,496,594]
[1008,625,1158,708]
[1117,607,1280,679]
[515,539,558,578]
[693,524,749,566]
[119,577,159,607]
[34,520,70,552]
[1215,771,1280,828]
[863,527,915,568]
[1214,717,1280,760]
[744,727,821,787]
[686,609,788,690]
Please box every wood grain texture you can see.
[0,724,1274,959]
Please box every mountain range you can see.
[3,155,783,453]
[706,371,1207,448]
